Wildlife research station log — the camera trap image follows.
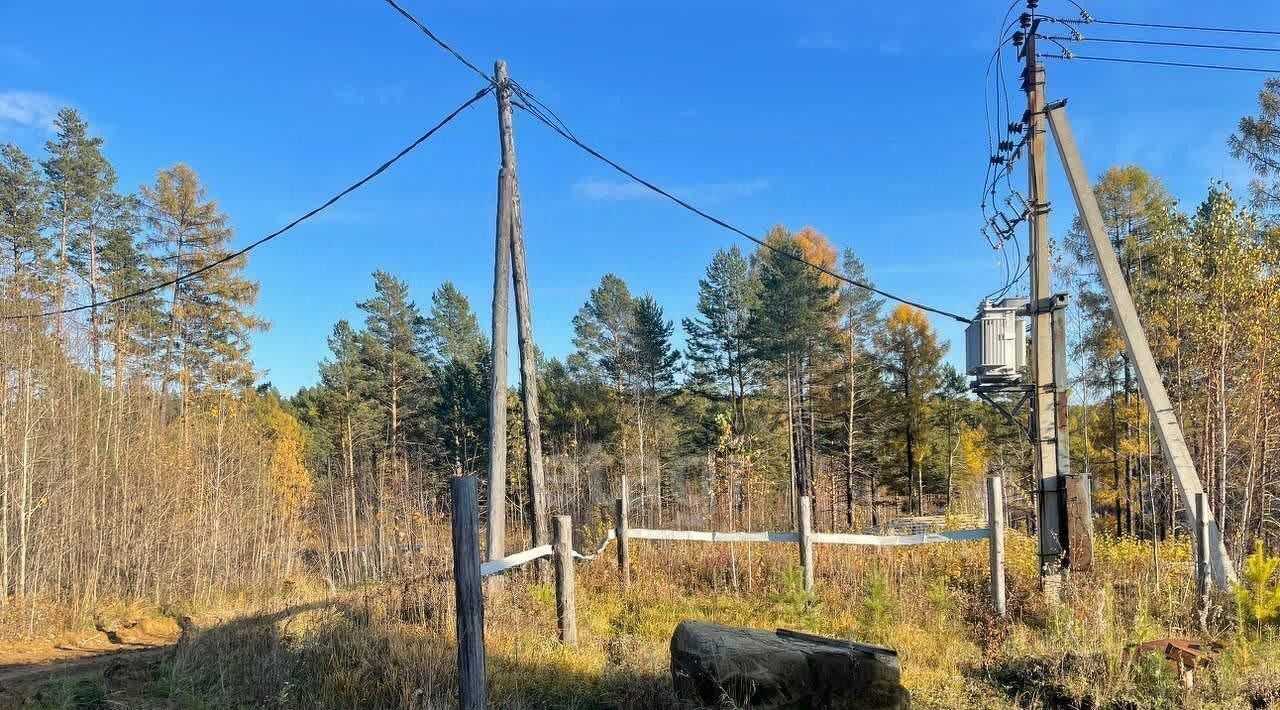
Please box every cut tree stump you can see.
[670,621,910,709]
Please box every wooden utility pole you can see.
[493,60,550,565]
[1019,11,1065,593]
[486,156,513,582]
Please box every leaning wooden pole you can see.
[495,59,550,565]
[486,163,513,587]
[450,476,487,710]
[1045,101,1236,587]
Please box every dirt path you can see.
[0,625,180,708]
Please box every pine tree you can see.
[1229,77,1280,216]
[423,281,487,366]
[142,164,264,405]
[97,192,161,384]
[747,226,840,503]
[623,294,680,521]
[357,271,428,495]
[316,319,377,564]
[572,273,635,392]
[0,144,49,304]
[683,246,756,433]
[42,108,115,346]
[423,282,489,478]
[836,248,883,526]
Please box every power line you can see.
[1039,52,1280,74]
[512,101,973,324]
[383,2,973,324]
[382,0,494,83]
[1064,17,1280,38]
[4,86,493,321]
[1045,34,1280,54]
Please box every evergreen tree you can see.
[835,248,883,526]
[623,294,681,520]
[747,226,840,501]
[357,270,428,491]
[423,281,487,366]
[97,192,161,383]
[571,273,634,392]
[1230,77,1280,215]
[626,295,681,400]
[0,144,48,303]
[683,245,756,432]
[142,163,264,402]
[42,108,114,341]
[422,282,488,477]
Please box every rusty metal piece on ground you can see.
[1130,638,1223,689]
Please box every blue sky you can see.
[3,0,1277,394]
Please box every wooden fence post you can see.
[552,515,578,645]
[987,475,1007,618]
[798,496,814,594]
[616,476,630,591]
[450,476,487,710]
[1195,492,1210,629]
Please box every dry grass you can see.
[23,526,1275,709]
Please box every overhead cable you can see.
[1039,52,1280,74]
[512,101,972,324]
[3,86,493,321]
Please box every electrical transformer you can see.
[965,297,1028,388]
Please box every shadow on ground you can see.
[1,597,690,709]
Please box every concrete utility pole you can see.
[1019,11,1065,593]
[1044,101,1237,587]
[492,60,550,575]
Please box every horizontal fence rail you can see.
[450,475,1010,708]
[629,529,801,543]
[810,528,990,546]
[627,527,990,546]
[480,544,552,577]
[480,530,618,577]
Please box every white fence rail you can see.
[450,474,1010,710]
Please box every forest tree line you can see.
[4,79,1280,605]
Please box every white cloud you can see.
[0,91,63,132]
[572,177,769,204]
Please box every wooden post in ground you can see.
[450,476,487,710]
[798,496,814,594]
[987,474,1007,618]
[495,59,550,575]
[552,515,578,646]
[1195,493,1210,629]
[615,476,630,591]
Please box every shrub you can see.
[1235,540,1280,632]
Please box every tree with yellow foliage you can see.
[876,305,948,514]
